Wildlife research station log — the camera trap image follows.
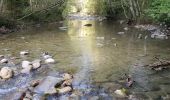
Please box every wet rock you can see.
[96,43,104,47]
[30,80,40,87]
[63,73,73,80]
[21,67,32,74]
[114,88,127,98]
[45,58,55,64]
[0,58,8,63]
[59,26,68,31]
[119,20,125,24]
[25,91,33,99]
[34,76,63,94]
[22,61,32,68]
[152,34,168,39]
[117,32,125,35]
[144,35,148,39]
[0,67,13,79]
[124,27,128,31]
[61,79,73,87]
[138,34,142,39]
[57,86,72,94]
[0,55,4,58]
[32,59,41,69]
[96,37,104,40]
[20,51,29,55]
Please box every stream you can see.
[0,19,170,100]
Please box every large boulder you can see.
[34,76,63,94]
[0,67,13,79]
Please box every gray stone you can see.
[34,76,63,94]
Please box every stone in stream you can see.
[57,86,72,94]
[59,26,68,31]
[45,58,55,64]
[32,59,41,69]
[114,88,127,98]
[0,58,8,63]
[22,61,32,69]
[21,67,32,74]
[0,67,13,79]
[117,32,125,35]
[0,55,4,58]
[34,76,63,94]
[20,51,29,55]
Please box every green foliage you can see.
[145,0,170,26]
[0,17,16,28]
[6,0,29,18]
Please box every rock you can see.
[96,43,104,47]
[59,26,68,31]
[0,55,4,58]
[21,67,32,74]
[155,34,168,39]
[22,61,32,69]
[23,98,31,100]
[45,58,55,64]
[57,86,72,94]
[61,79,73,87]
[138,34,142,39]
[42,52,52,59]
[119,20,125,24]
[34,76,63,94]
[96,37,104,40]
[32,59,41,69]
[30,80,40,87]
[114,88,127,98]
[20,51,29,55]
[63,73,73,80]
[0,58,8,63]
[144,35,148,39]
[124,27,128,31]
[25,91,33,99]
[113,43,117,47]
[117,32,125,35]
[45,87,57,94]
[0,67,13,79]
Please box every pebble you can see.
[22,61,32,69]
[32,59,41,69]
[0,58,8,63]
[63,73,73,80]
[45,58,55,64]
[0,67,13,79]
[117,32,125,35]
[20,51,29,55]
[21,67,32,74]
[57,86,72,94]
[114,89,127,97]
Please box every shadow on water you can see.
[0,20,170,99]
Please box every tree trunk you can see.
[0,0,4,14]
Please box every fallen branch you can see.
[17,0,65,21]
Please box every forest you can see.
[0,0,170,29]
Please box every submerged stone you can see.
[0,67,13,79]
[34,76,63,94]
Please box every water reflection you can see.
[67,20,97,89]
[0,20,170,99]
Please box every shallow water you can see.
[0,20,170,99]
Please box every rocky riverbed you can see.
[0,19,170,99]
